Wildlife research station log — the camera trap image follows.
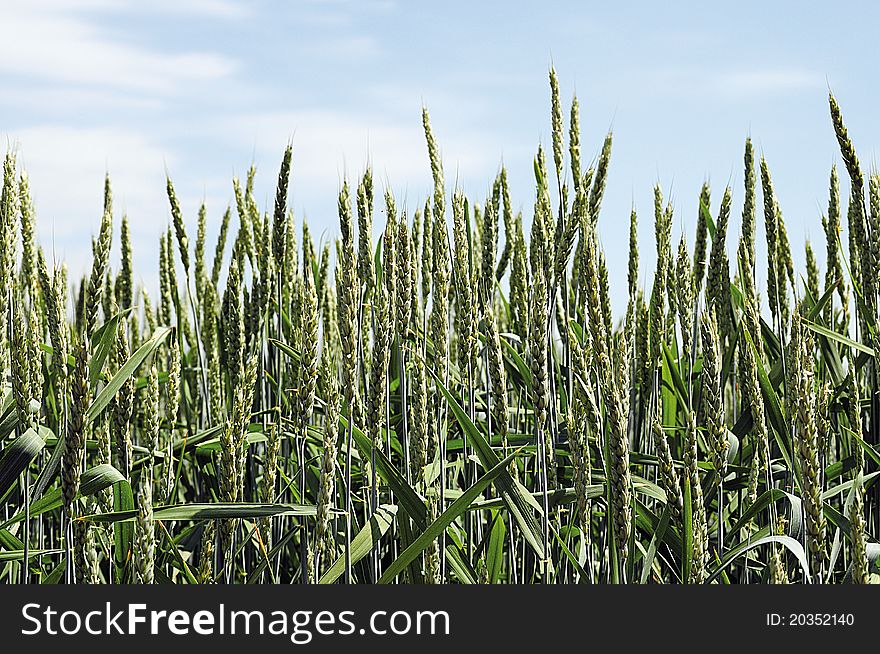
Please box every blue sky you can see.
[2,0,878,313]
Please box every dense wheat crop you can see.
[0,70,878,584]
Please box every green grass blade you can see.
[320,504,397,584]
[86,326,172,424]
[0,427,47,498]
[379,451,517,583]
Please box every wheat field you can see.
[0,69,877,584]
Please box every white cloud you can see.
[297,0,397,25]
[2,87,164,112]
[643,65,824,100]
[127,0,251,19]
[298,35,384,59]
[0,3,238,94]
[209,109,503,219]
[10,125,172,244]
[0,2,247,288]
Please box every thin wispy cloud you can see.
[298,35,384,60]
[15,125,172,239]
[208,108,500,207]
[713,68,825,97]
[122,0,252,19]
[642,65,824,101]
[2,87,164,113]
[0,3,238,94]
